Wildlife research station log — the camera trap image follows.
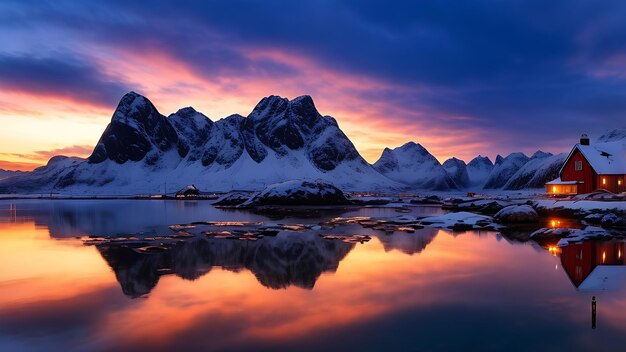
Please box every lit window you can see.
[602,178,607,185]
[619,179,623,186]
[575,160,582,171]
[552,186,557,193]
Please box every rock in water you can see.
[494,205,539,223]
[601,213,625,228]
[241,180,352,206]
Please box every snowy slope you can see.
[0,169,26,180]
[373,142,456,190]
[442,157,470,189]
[503,151,566,190]
[483,152,530,189]
[0,156,83,194]
[466,155,494,188]
[596,128,626,143]
[0,92,400,194]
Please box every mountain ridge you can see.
[1,92,615,194]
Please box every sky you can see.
[1,0,625,171]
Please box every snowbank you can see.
[534,199,626,212]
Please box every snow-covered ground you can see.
[535,199,626,212]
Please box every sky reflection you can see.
[1,200,626,351]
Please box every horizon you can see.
[2,1,626,170]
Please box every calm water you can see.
[1,199,625,352]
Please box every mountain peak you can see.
[250,95,289,119]
[89,92,179,164]
[530,150,552,159]
[111,91,160,125]
[174,106,198,116]
[468,155,493,167]
[398,141,428,155]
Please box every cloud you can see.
[1,0,626,162]
[0,54,130,108]
[0,160,42,171]
[0,145,92,170]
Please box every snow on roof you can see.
[578,266,626,292]
[574,141,626,174]
[545,177,581,185]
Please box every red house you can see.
[546,134,626,195]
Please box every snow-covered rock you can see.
[601,213,625,228]
[494,204,539,223]
[373,142,456,190]
[503,152,566,190]
[483,152,530,189]
[466,155,493,188]
[443,157,470,189]
[418,211,499,231]
[447,198,515,214]
[556,226,613,247]
[240,180,352,206]
[530,226,614,247]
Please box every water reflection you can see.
[3,200,626,351]
[560,240,626,291]
[98,233,354,297]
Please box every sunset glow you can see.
[2,1,625,170]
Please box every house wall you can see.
[598,174,626,194]
[546,184,577,195]
[560,149,596,194]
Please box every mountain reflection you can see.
[97,233,355,297]
[1,200,443,296]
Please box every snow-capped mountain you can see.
[0,156,82,193]
[503,152,567,190]
[466,156,494,188]
[483,152,530,189]
[1,91,598,195]
[0,169,25,180]
[373,142,456,190]
[0,92,399,194]
[442,157,469,189]
[596,128,626,143]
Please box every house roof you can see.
[546,177,581,185]
[562,141,626,175]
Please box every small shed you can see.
[176,184,200,197]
